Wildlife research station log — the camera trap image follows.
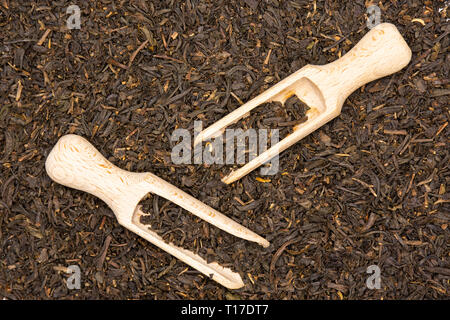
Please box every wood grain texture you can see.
[195,23,412,183]
[45,134,269,289]
[45,134,150,222]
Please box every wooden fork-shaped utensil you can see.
[194,23,412,184]
[45,134,269,289]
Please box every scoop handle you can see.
[45,134,148,213]
[318,23,412,101]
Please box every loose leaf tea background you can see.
[0,0,449,299]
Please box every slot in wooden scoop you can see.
[45,134,270,289]
[194,23,412,184]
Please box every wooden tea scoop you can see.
[194,23,412,184]
[45,134,270,289]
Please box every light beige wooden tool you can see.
[194,23,412,184]
[45,134,270,289]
